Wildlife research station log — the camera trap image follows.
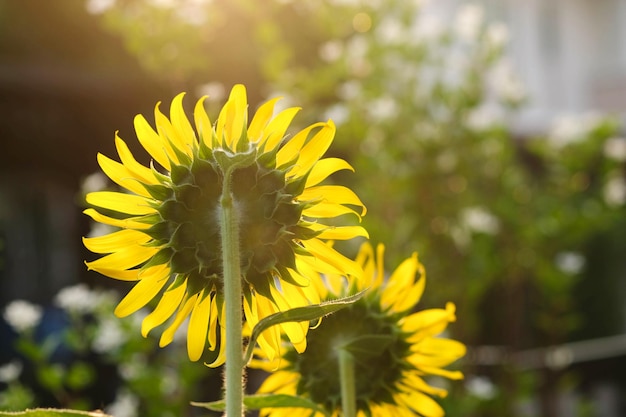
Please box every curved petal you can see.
[134,114,171,170]
[187,289,212,361]
[299,185,366,216]
[86,191,155,215]
[194,97,213,148]
[141,279,187,337]
[85,245,158,271]
[259,107,301,152]
[159,294,196,347]
[305,157,354,187]
[83,208,150,230]
[114,264,170,317]
[83,229,151,254]
[288,120,335,178]
[97,153,151,197]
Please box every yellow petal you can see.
[85,266,141,281]
[300,238,362,278]
[114,264,170,317]
[86,191,155,215]
[259,107,301,152]
[305,157,354,187]
[268,286,308,347]
[159,294,196,348]
[381,253,422,312]
[187,290,212,361]
[248,97,279,143]
[288,121,335,178]
[114,134,158,185]
[83,229,151,254]
[194,97,213,148]
[307,224,369,240]
[141,279,187,337]
[85,245,159,271]
[83,208,150,230]
[276,123,324,168]
[398,390,445,417]
[134,114,171,170]
[153,103,183,164]
[299,185,366,216]
[302,201,362,220]
[216,84,247,148]
[97,153,151,197]
[169,92,196,155]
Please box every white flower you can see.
[466,375,497,400]
[92,319,127,354]
[324,104,350,126]
[376,16,404,45]
[455,4,484,41]
[368,96,398,122]
[319,40,344,63]
[603,137,626,162]
[3,300,42,333]
[55,284,97,314]
[0,361,22,383]
[85,0,116,14]
[81,172,108,194]
[489,60,526,104]
[555,252,586,275]
[461,206,500,235]
[105,389,139,417]
[195,81,226,102]
[604,175,626,206]
[466,104,504,131]
[485,22,509,49]
[548,112,602,148]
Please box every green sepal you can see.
[243,290,367,365]
[191,394,330,417]
[257,143,279,168]
[284,170,311,196]
[0,409,112,417]
[213,147,257,174]
[142,183,173,201]
[141,247,173,270]
[170,163,194,185]
[168,139,193,166]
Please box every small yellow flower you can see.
[83,85,367,364]
[252,243,465,417]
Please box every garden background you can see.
[1,0,625,416]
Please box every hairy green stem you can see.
[338,349,356,417]
[220,167,244,417]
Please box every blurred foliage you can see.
[1,286,216,416]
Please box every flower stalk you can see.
[220,165,244,417]
[338,348,356,417]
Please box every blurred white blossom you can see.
[485,22,509,49]
[410,14,444,43]
[489,60,526,104]
[106,389,139,417]
[376,16,404,45]
[466,104,504,131]
[368,97,398,122]
[461,206,500,235]
[604,175,626,206]
[3,300,42,333]
[196,81,226,102]
[548,113,602,148]
[466,375,497,400]
[324,104,350,126]
[81,172,108,194]
[92,319,127,354]
[603,137,626,162]
[0,361,22,383]
[455,4,484,41]
[85,0,116,14]
[319,40,344,62]
[555,251,586,275]
[55,284,97,314]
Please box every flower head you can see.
[83,84,367,364]
[252,243,465,417]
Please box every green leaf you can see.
[0,409,112,417]
[191,394,329,416]
[243,290,367,365]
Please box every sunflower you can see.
[252,243,466,417]
[83,84,367,364]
